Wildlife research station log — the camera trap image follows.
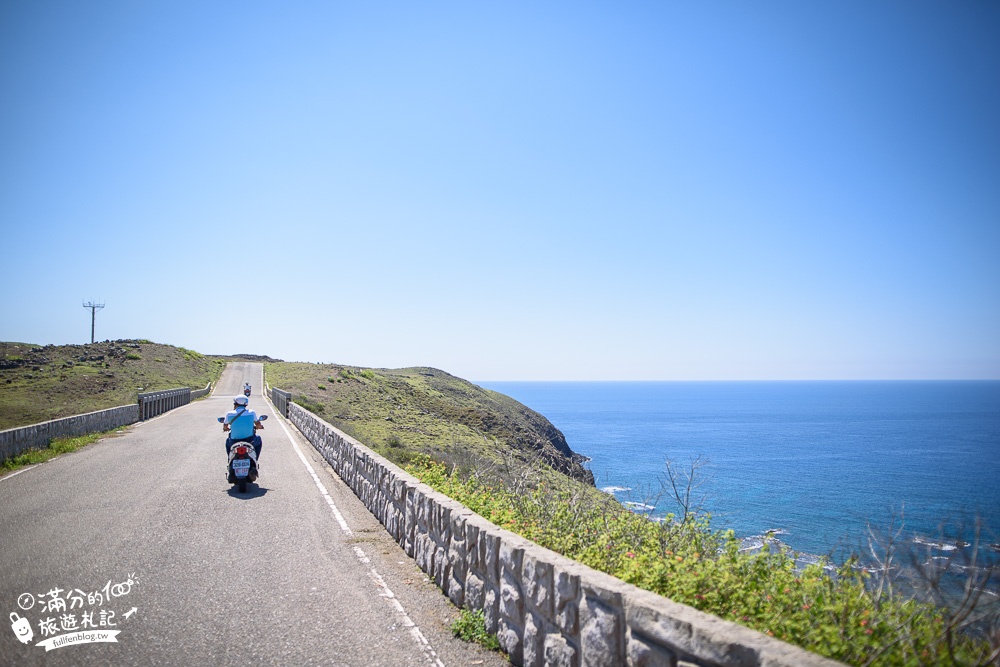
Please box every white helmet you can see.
[233,395,249,406]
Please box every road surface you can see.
[0,362,506,666]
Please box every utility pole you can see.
[82,300,105,344]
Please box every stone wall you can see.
[0,404,139,463]
[285,401,844,667]
[191,382,212,400]
[1,383,210,463]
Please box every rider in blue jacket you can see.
[223,395,264,462]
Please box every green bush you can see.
[293,395,325,414]
[405,455,994,666]
[451,609,500,651]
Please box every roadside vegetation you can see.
[263,361,593,484]
[451,609,501,651]
[408,453,999,666]
[0,340,226,430]
[1,428,127,474]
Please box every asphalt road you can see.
[0,363,506,667]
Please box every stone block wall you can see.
[286,401,844,667]
[191,382,212,400]
[0,404,139,463]
[1,383,208,464]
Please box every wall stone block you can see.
[544,633,579,667]
[465,518,483,571]
[522,611,543,667]
[523,551,554,619]
[500,568,524,622]
[500,539,525,579]
[628,632,677,667]
[498,617,523,665]
[484,585,500,634]
[466,572,485,611]
[434,544,449,590]
[581,597,624,667]
[484,531,502,587]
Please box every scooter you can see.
[243,384,252,398]
[217,414,267,493]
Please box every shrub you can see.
[293,395,325,414]
[451,609,500,651]
[405,455,996,666]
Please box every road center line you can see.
[264,390,445,667]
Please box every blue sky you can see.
[2,1,998,380]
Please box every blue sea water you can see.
[479,381,1000,559]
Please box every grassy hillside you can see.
[264,361,595,486]
[0,340,226,430]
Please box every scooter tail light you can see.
[235,446,248,456]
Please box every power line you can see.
[82,300,105,344]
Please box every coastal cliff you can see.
[264,362,595,486]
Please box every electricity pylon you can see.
[82,300,105,344]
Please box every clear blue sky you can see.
[2,1,998,380]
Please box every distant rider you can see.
[222,395,264,465]
[243,382,252,397]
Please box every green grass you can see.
[263,361,593,485]
[0,340,227,430]
[451,609,501,651]
[1,428,126,474]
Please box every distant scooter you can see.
[217,414,267,493]
[243,383,252,398]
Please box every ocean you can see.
[479,381,1000,561]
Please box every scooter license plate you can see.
[232,459,251,477]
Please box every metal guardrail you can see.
[270,387,291,418]
[138,387,191,420]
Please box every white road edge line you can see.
[263,384,445,667]
[0,464,40,483]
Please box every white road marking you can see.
[265,387,445,667]
[0,464,39,482]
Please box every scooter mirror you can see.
[259,415,268,421]
[217,417,225,423]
